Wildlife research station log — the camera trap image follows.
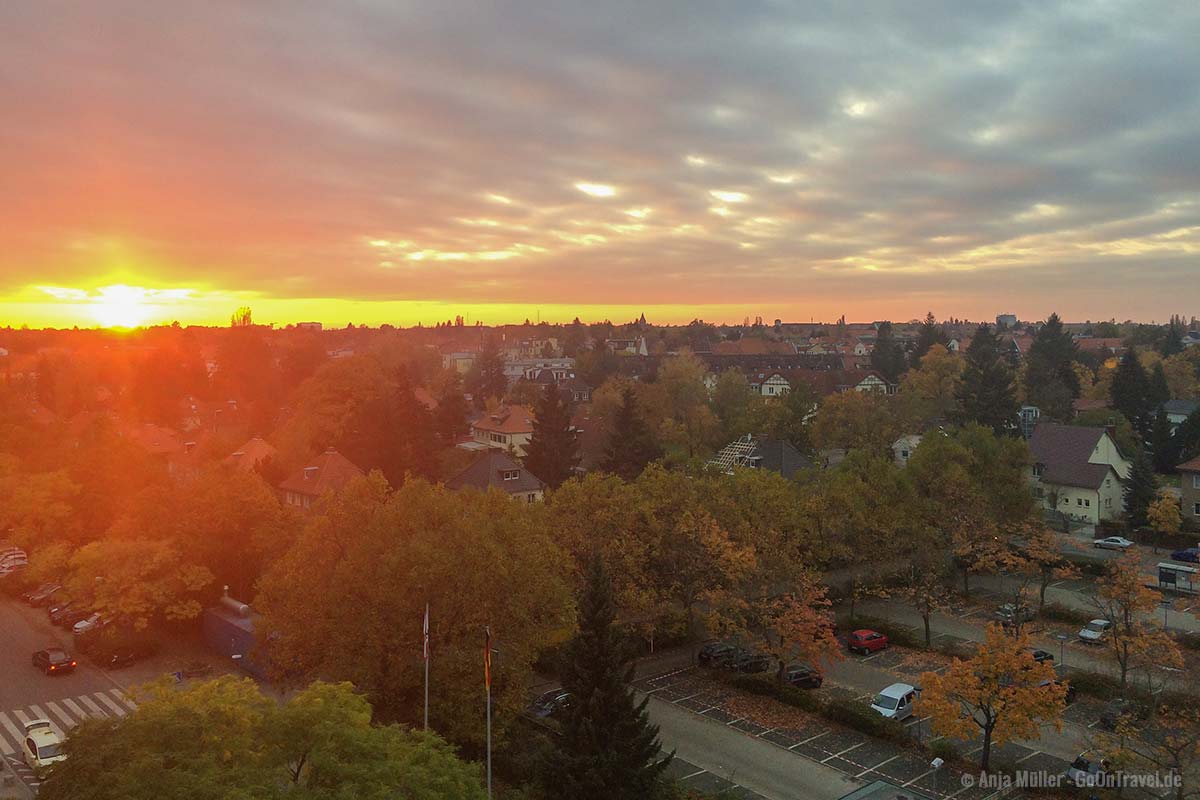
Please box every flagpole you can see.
[423,602,430,732]
[485,625,493,800]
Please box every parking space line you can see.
[675,690,706,703]
[679,768,707,780]
[822,742,863,763]
[725,717,744,727]
[1016,750,1042,763]
[791,730,829,748]
[12,710,31,727]
[858,754,899,778]
[94,693,126,716]
[0,737,11,755]
[904,768,935,787]
[79,695,106,716]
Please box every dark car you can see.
[697,641,739,668]
[32,648,77,676]
[48,601,77,626]
[21,583,60,606]
[1171,548,1200,564]
[1039,677,1076,704]
[58,607,93,629]
[1099,698,1148,730]
[97,639,160,669]
[783,664,823,689]
[727,651,771,674]
[527,689,572,719]
[1028,648,1055,664]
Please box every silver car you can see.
[1078,619,1112,644]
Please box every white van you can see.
[870,683,918,721]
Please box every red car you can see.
[847,629,889,655]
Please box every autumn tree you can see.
[1090,552,1174,690]
[655,350,719,459]
[1024,313,1080,421]
[957,324,1019,436]
[257,475,574,747]
[918,625,1066,771]
[895,343,963,427]
[550,556,671,800]
[39,677,485,800]
[1021,527,1081,612]
[599,387,663,480]
[709,369,765,443]
[889,558,954,648]
[728,573,843,685]
[1107,709,1200,800]
[1148,491,1182,549]
[762,377,818,454]
[810,390,900,460]
[911,311,949,364]
[523,381,580,489]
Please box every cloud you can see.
[0,0,1198,323]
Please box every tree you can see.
[1090,552,1173,690]
[730,575,843,686]
[1105,709,1200,800]
[1111,350,1152,437]
[257,476,574,746]
[895,343,963,426]
[39,677,485,800]
[810,390,899,459]
[1021,527,1081,612]
[655,351,719,459]
[342,365,440,486]
[957,324,1019,436]
[917,625,1066,771]
[434,370,470,444]
[523,381,580,489]
[465,338,508,408]
[1149,361,1172,409]
[762,378,818,454]
[1024,313,1080,421]
[230,306,254,327]
[1148,491,1182,547]
[890,559,954,648]
[710,369,764,443]
[1124,447,1159,529]
[870,321,907,384]
[599,387,663,480]
[1151,407,1176,473]
[551,556,671,800]
[912,311,949,363]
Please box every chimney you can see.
[303,466,319,481]
[184,441,196,453]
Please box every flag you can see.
[423,603,430,661]
[484,626,492,689]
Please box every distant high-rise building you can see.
[996,314,1017,329]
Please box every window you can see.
[1033,464,1044,478]
[1194,503,1200,516]
[503,470,519,481]
[1084,499,1090,507]
[1076,498,1082,506]
[1105,498,1112,508]
[1035,487,1044,499]
[901,450,909,459]
[1193,475,1200,489]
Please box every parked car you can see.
[73,612,106,635]
[1078,618,1113,644]
[870,683,918,721]
[32,648,77,676]
[847,629,889,655]
[1065,751,1110,787]
[995,604,1035,627]
[1093,536,1135,551]
[783,664,823,689]
[59,607,94,629]
[1028,648,1055,664]
[48,600,76,625]
[1099,698,1149,731]
[727,651,772,674]
[697,641,739,668]
[527,688,572,719]
[22,719,66,770]
[96,639,160,669]
[22,583,61,607]
[1170,548,1200,564]
[1038,671,1076,704]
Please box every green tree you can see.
[911,311,949,364]
[523,381,580,489]
[1111,350,1152,437]
[551,556,670,800]
[957,324,1019,436]
[342,365,440,486]
[1023,313,1080,421]
[1151,407,1175,473]
[710,369,763,442]
[1124,447,1159,529]
[465,338,508,408]
[870,321,907,384]
[763,378,818,454]
[895,344,963,426]
[600,387,663,480]
[434,370,470,444]
[811,390,899,459]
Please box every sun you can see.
[91,284,150,328]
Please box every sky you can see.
[1,1,1198,329]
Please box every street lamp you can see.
[1053,633,1070,666]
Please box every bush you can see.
[929,739,960,763]
[725,673,821,712]
[1061,555,1109,577]
[1059,668,1121,699]
[1040,603,1093,625]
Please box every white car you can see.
[1093,536,1135,551]
[72,612,104,635]
[22,719,66,770]
[1078,619,1112,644]
[870,683,918,721]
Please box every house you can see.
[892,434,923,467]
[295,322,322,331]
[1028,423,1132,524]
[442,351,477,373]
[1162,400,1200,434]
[278,448,364,511]
[445,450,545,503]
[996,314,1018,329]
[605,337,648,356]
[470,404,536,456]
[707,434,813,479]
[712,338,796,356]
[756,372,792,397]
[788,369,892,397]
[225,437,278,472]
[1178,456,1200,524]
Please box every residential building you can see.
[295,322,322,331]
[1179,456,1200,523]
[605,337,648,356]
[470,404,536,456]
[445,450,545,503]
[225,437,278,472]
[1162,399,1200,434]
[707,434,813,479]
[442,351,477,373]
[278,448,364,511]
[1028,423,1131,524]
[892,434,923,467]
[996,314,1018,329]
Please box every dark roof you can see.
[1177,455,1200,473]
[278,449,364,497]
[1028,423,1113,490]
[751,438,814,479]
[1163,399,1200,417]
[445,450,545,495]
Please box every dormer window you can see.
[503,470,519,481]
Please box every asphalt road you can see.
[646,694,862,800]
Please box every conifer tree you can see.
[435,371,470,443]
[956,324,1019,436]
[1148,362,1171,409]
[912,311,949,364]
[1111,350,1151,437]
[599,387,663,480]
[551,556,670,800]
[523,382,579,489]
[1023,313,1080,421]
[870,321,907,384]
[466,338,508,408]
[1124,447,1158,529]
[1150,408,1175,473]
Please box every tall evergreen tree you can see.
[466,339,508,408]
[434,370,469,444]
[1123,447,1158,529]
[870,321,907,384]
[599,387,663,480]
[523,382,580,489]
[343,366,440,487]
[1161,316,1185,357]
[551,556,670,800]
[1148,362,1171,409]
[1023,313,1080,421]
[912,311,949,364]
[956,324,1019,436]
[1150,408,1175,473]
[1110,350,1151,437]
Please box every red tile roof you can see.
[124,423,184,457]
[472,405,535,435]
[278,449,364,497]
[226,437,279,471]
[1177,456,1200,473]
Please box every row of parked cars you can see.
[1094,535,1200,565]
[1,545,29,578]
[19,582,160,670]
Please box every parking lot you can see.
[636,665,1072,800]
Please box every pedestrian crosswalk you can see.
[0,689,137,756]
